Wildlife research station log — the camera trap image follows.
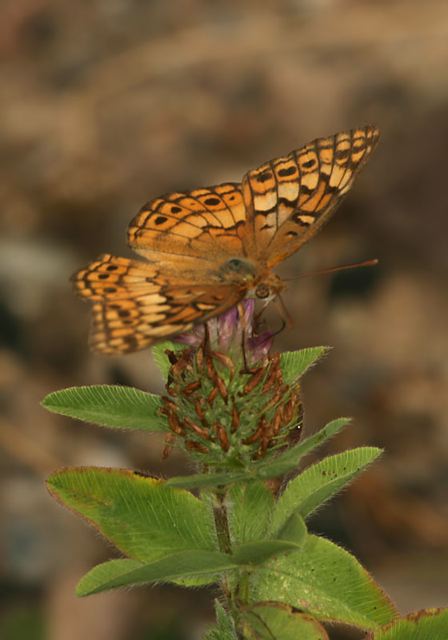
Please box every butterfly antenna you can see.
[284,258,379,281]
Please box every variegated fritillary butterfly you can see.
[74,126,380,354]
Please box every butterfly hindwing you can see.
[242,125,380,267]
[73,254,243,354]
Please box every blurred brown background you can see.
[0,1,447,638]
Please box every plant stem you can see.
[213,487,232,554]
[213,486,239,629]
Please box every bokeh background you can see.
[1,1,447,638]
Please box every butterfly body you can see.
[74,126,380,354]
[217,257,283,300]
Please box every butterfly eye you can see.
[255,284,270,299]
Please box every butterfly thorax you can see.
[219,258,284,300]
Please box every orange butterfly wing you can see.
[73,254,244,354]
[127,183,248,261]
[241,126,380,267]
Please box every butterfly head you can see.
[253,271,284,301]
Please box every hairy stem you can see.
[213,487,232,555]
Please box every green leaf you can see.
[280,346,330,384]
[77,550,235,596]
[151,341,186,378]
[276,513,307,545]
[242,605,329,640]
[366,609,448,639]
[232,540,299,565]
[252,534,397,631]
[254,417,351,479]
[228,481,274,544]
[75,540,301,597]
[42,385,168,432]
[167,418,351,489]
[271,447,382,535]
[204,601,238,640]
[166,470,249,489]
[47,468,216,561]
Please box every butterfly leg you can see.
[202,320,212,355]
[270,318,287,340]
[237,302,256,374]
[253,303,268,329]
[274,293,294,329]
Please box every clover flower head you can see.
[163,301,301,464]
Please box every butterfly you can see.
[73,125,380,354]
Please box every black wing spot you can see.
[204,197,221,206]
[98,274,109,280]
[104,287,117,293]
[106,265,119,271]
[302,158,317,170]
[278,166,297,177]
[256,171,273,183]
[335,149,350,161]
[154,215,167,225]
[171,205,182,214]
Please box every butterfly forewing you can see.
[127,183,247,260]
[73,254,243,354]
[242,125,380,267]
